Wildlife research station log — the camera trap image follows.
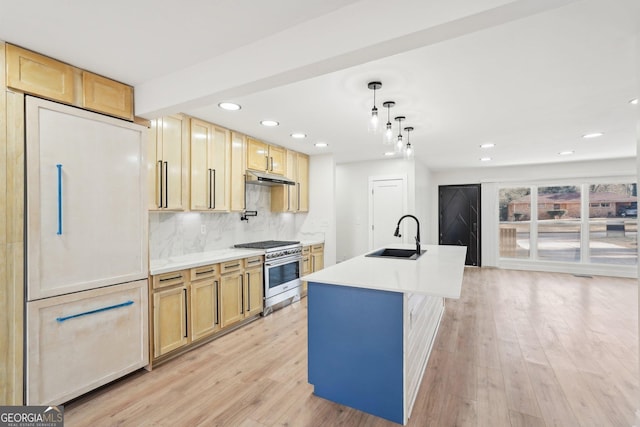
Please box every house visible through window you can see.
[499,183,637,266]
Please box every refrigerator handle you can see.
[56,164,63,235]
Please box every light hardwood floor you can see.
[65,268,638,426]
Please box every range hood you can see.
[245,170,295,186]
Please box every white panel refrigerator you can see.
[25,97,149,405]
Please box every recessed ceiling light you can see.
[582,132,603,139]
[480,143,495,149]
[559,150,574,156]
[291,133,307,139]
[218,102,241,111]
[384,152,395,156]
[314,142,328,148]
[630,98,639,105]
[480,157,492,162]
[260,120,279,127]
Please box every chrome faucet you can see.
[394,214,421,255]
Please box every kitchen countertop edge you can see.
[150,248,265,275]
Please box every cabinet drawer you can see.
[152,270,187,290]
[190,264,218,281]
[302,246,311,255]
[311,244,324,253]
[220,259,243,274]
[244,256,263,268]
[26,280,148,405]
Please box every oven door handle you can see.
[265,256,302,267]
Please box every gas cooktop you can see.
[234,240,301,250]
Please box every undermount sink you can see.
[365,248,426,260]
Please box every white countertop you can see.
[302,243,467,298]
[150,248,264,275]
[300,239,324,247]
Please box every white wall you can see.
[297,154,337,266]
[431,157,637,269]
[336,158,433,262]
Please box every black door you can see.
[439,184,481,266]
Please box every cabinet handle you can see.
[56,164,63,235]
[246,258,261,265]
[183,288,188,338]
[297,183,301,211]
[246,272,250,312]
[265,156,269,171]
[215,280,219,325]
[240,274,244,314]
[159,275,182,282]
[212,169,216,209]
[243,174,247,210]
[163,161,169,208]
[270,157,273,171]
[226,263,240,269]
[208,168,213,209]
[56,300,133,323]
[195,269,214,276]
[158,160,163,208]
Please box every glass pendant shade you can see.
[394,116,405,151]
[382,101,395,144]
[367,82,382,133]
[403,126,414,158]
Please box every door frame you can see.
[438,183,482,266]
[368,174,407,250]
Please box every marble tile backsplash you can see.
[149,185,303,260]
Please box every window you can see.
[499,187,530,259]
[498,183,637,267]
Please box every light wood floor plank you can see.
[63,268,638,427]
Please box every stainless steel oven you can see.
[234,240,303,315]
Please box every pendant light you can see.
[404,127,414,158]
[367,81,382,132]
[394,116,405,151]
[382,101,395,144]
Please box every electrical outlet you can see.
[200,224,207,234]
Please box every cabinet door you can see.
[190,278,219,341]
[82,71,133,120]
[247,137,268,171]
[219,273,243,328]
[297,153,309,212]
[268,145,286,175]
[26,97,147,299]
[159,115,186,210]
[6,44,75,104]
[211,125,230,211]
[230,132,246,212]
[312,253,324,272]
[244,266,264,317]
[153,285,188,358]
[302,254,312,275]
[190,119,211,210]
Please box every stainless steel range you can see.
[234,240,303,315]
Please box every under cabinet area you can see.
[149,255,264,365]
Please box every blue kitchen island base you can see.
[308,281,444,425]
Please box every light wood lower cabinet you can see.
[244,257,264,317]
[150,256,263,363]
[219,269,244,328]
[311,244,324,272]
[153,284,188,358]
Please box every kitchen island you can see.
[303,243,466,425]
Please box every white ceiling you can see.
[1,0,638,170]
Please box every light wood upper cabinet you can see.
[271,149,298,212]
[190,118,230,211]
[148,115,188,210]
[297,153,309,212]
[247,137,269,172]
[190,276,219,341]
[246,137,285,175]
[244,257,264,317]
[5,44,134,120]
[82,72,133,120]
[230,132,246,212]
[6,44,75,104]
